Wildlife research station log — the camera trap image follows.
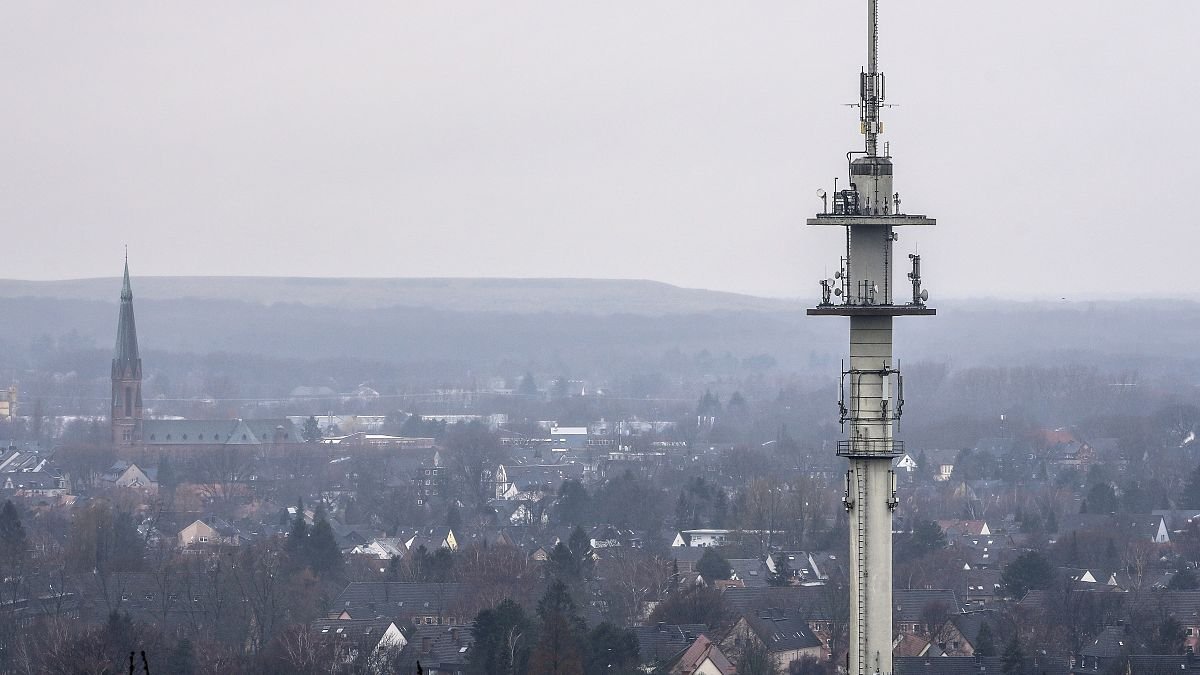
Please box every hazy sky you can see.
[2,2,1196,299]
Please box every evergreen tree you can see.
[1085,482,1119,514]
[1104,538,1119,569]
[400,413,424,437]
[1155,616,1186,654]
[767,552,791,587]
[0,500,28,598]
[302,415,321,443]
[529,580,586,675]
[901,519,947,558]
[518,372,539,397]
[695,390,722,418]
[569,526,593,579]
[430,548,455,583]
[648,584,728,627]
[0,500,28,569]
[974,623,997,657]
[696,548,731,581]
[468,599,531,675]
[1001,551,1053,599]
[156,454,177,496]
[548,542,581,583]
[556,480,592,527]
[306,504,342,575]
[446,504,463,533]
[287,498,308,556]
[1001,634,1024,674]
[584,622,639,675]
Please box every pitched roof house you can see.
[720,610,822,671]
[664,634,736,675]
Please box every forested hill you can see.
[2,277,1200,384]
[0,276,792,315]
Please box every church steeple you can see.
[112,254,143,448]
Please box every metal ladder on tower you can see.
[854,459,869,674]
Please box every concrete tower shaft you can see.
[805,2,937,674]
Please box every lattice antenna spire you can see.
[862,0,885,157]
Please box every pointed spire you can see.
[114,254,140,369]
[121,250,133,302]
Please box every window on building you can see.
[198,536,209,543]
[425,617,433,625]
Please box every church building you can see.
[111,261,302,456]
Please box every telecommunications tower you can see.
[808,1,935,674]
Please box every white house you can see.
[672,529,733,548]
[893,453,918,474]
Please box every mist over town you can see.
[2,2,1198,675]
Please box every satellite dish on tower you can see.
[816,189,827,199]
[920,289,929,302]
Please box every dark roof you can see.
[141,418,300,446]
[1081,625,1142,659]
[1122,656,1200,674]
[723,585,830,619]
[741,610,822,652]
[894,589,961,622]
[896,656,1070,675]
[310,618,398,645]
[398,624,475,673]
[332,582,465,620]
[628,623,706,664]
[727,558,769,587]
[947,611,1013,647]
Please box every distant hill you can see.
[3,276,1200,386]
[0,276,796,315]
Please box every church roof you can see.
[113,259,140,372]
[141,418,299,446]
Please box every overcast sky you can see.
[1,2,1195,299]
